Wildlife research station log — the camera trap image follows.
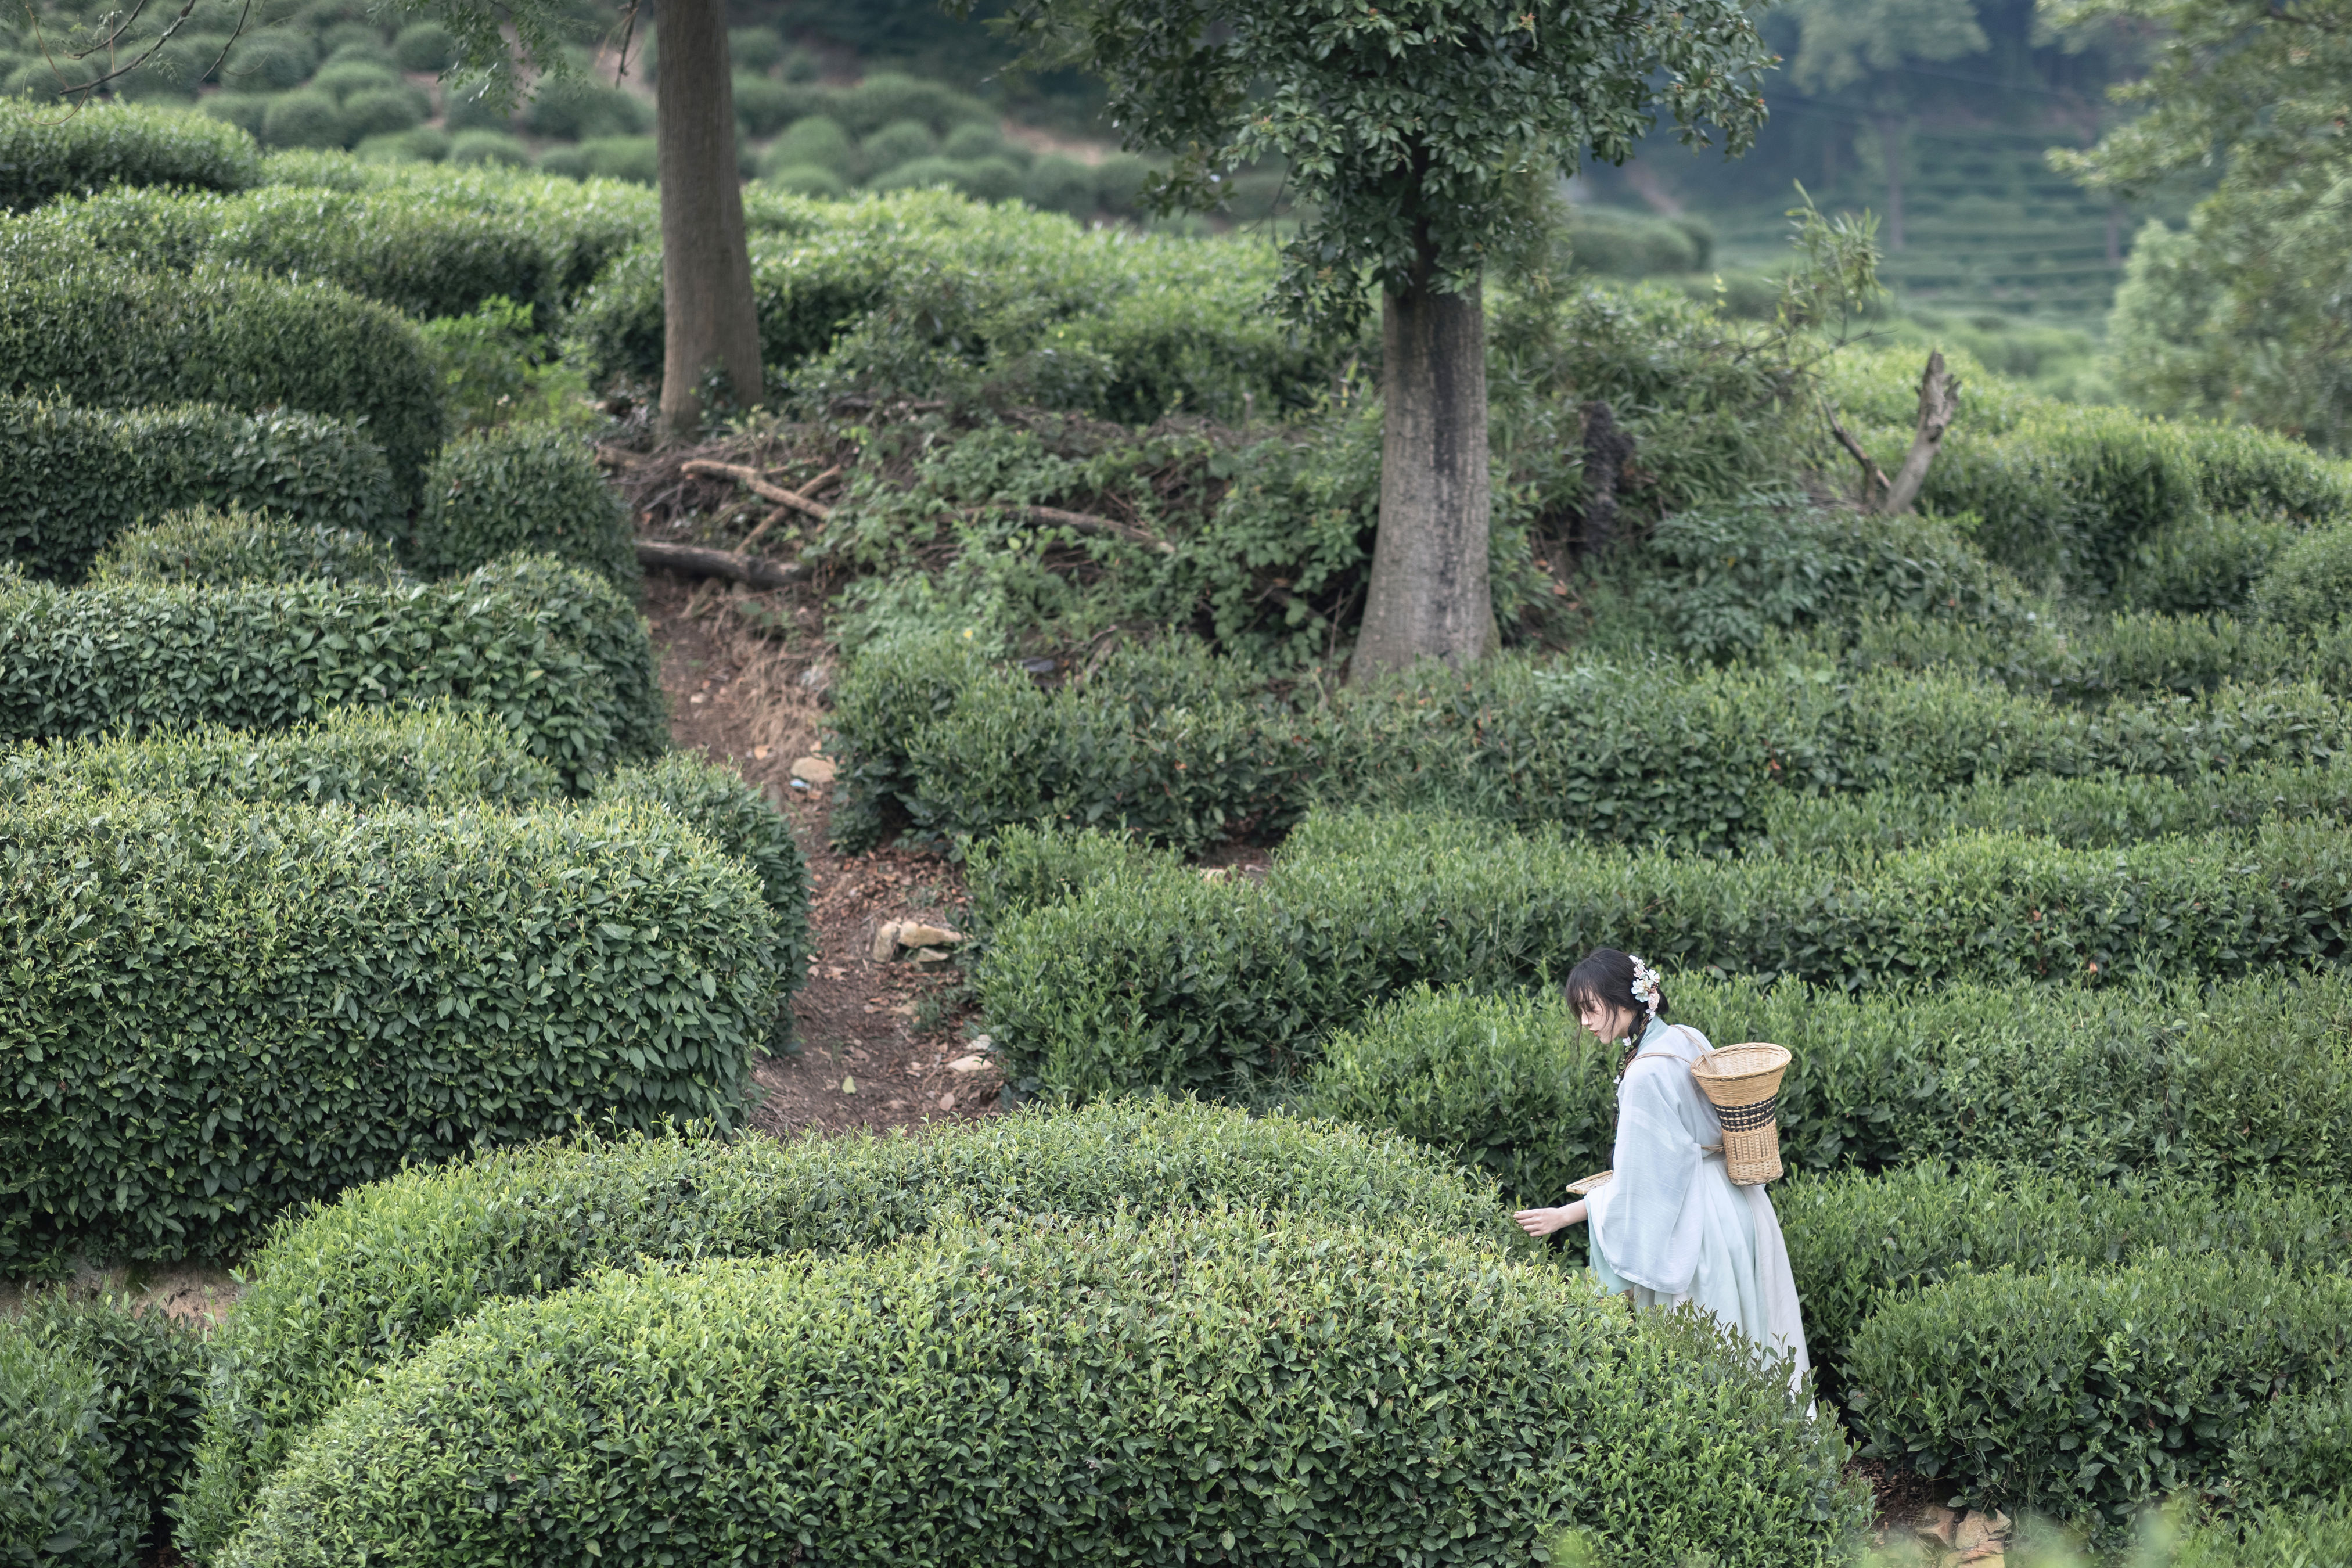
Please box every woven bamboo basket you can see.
[1566,1170,1614,1196]
[1689,1043,1791,1185]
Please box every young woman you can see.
[1513,948,1812,1393]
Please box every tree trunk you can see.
[1878,115,1905,251]
[656,0,761,442]
[1353,260,1491,679]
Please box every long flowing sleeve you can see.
[1585,1056,1710,1297]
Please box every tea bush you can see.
[566,190,1335,420]
[0,246,441,504]
[2222,1386,2352,1508]
[0,394,396,582]
[8,1292,210,1560]
[830,633,1316,855]
[178,1101,1520,1555]
[2175,1500,2352,1568]
[982,807,2352,1098]
[2113,510,2300,617]
[404,426,638,587]
[16,177,655,322]
[0,1325,130,1568]
[2252,523,2352,634]
[1842,1256,2352,1524]
[0,554,663,789]
[0,99,258,210]
[1775,1165,2352,1392]
[0,790,780,1269]
[0,705,560,808]
[90,508,409,587]
[595,749,812,981]
[210,1211,1864,1568]
[1308,970,2352,1200]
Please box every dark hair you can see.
[1563,948,1667,1041]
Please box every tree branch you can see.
[965,504,1175,554]
[680,459,833,522]
[635,540,807,589]
[1825,408,1891,510]
[1879,350,1957,516]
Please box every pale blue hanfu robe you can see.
[1584,1018,1813,1396]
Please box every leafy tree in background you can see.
[2051,0,2352,454]
[1779,0,1988,249]
[969,0,1774,677]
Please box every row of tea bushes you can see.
[208,1211,1862,1568]
[178,1102,1520,1558]
[0,786,783,1269]
[89,508,411,588]
[0,239,441,505]
[1308,972,2352,1203]
[0,706,811,968]
[19,175,654,323]
[0,394,397,582]
[835,633,2352,855]
[979,805,2352,1099]
[0,98,260,210]
[0,554,663,789]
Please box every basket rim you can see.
[1690,1042,1790,1107]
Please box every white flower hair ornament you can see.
[1628,955,1663,1023]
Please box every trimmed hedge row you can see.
[1773,1163,2352,1394]
[91,508,409,588]
[0,99,259,211]
[983,807,2352,1099]
[2224,1387,2352,1509]
[179,1102,1519,1558]
[1844,1256,2352,1525]
[0,711,812,977]
[213,1213,1864,1568]
[0,244,441,505]
[1308,972,2352,1204]
[1756,757,2352,864]
[0,394,397,582]
[0,789,781,1270]
[2,1292,210,1563]
[839,635,2352,856]
[20,174,654,321]
[405,426,638,588]
[0,553,664,790]
[835,633,1313,855]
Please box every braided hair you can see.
[1563,947,1668,1081]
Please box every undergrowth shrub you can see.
[179,1101,1519,1556]
[1308,972,2352,1202]
[0,554,664,789]
[1843,1257,2352,1527]
[0,1324,130,1568]
[0,245,441,504]
[9,1292,209,1560]
[986,808,2352,1100]
[0,790,779,1269]
[404,426,638,587]
[212,1213,1864,1568]
[90,507,409,587]
[0,394,397,582]
[0,99,258,210]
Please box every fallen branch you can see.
[595,443,650,470]
[681,459,833,523]
[1880,350,1957,516]
[635,540,807,589]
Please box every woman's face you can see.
[1576,995,1637,1042]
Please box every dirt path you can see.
[639,574,1003,1138]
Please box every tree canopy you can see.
[974,0,1776,330]
[2052,0,2352,451]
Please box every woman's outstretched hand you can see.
[1513,1200,1588,1237]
